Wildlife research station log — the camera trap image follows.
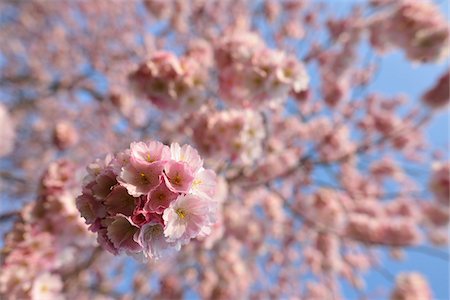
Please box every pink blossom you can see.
[52,121,79,150]
[170,142,203,173]
[422,202,449,227]
[429,162,450,206]
[97,228,119,255]
[131,207,161,228]
[190,168,217,199]
[163,194,213,245]
[146,178,178,213]
[91,170,117,199]
[422,70,449,109]
[31,273,63,300]
[130,140,171,165]
[106,215,142,253]
[104,185,136,217]
[137,221,172,259]
[118,161,164,196]
[163,160,195,193]
[391,272,432,300]
[83,154,114,184]
[76,191,107,226]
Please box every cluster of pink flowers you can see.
[369,0,449,62]
[214,31,309,108]
[345,214,420,246]
[390,272,432,300]
[128,51,208,111]
[190,107,265,165]
[76,140,217,260]
[0,103,15,157]
[0,160,94,300]
[344,198,422,246]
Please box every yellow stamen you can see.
[176,208,186,219]
[158,193,165,201]
[140,173,149,183]
[172,174,182,185]
[193,179,203,186]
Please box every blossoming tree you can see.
[0,0,449,299]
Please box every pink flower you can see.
[429,162,450,206]
[170,142,203,173]
[130,141,170,166]
[131,210,159,227]
[118,161,164,196]
[146,178,178,213]
[91,170,117,200]
[137,221,172,259]
[104,185,136,216]
[106,215,142,253]
[391,272,432,300]
[110,149,131,174]
[163,194,213,244]
[84,154,114,184]
[31,273,63,300]
[97,228,119,255]
[52,121,79,150]
[163,160,194,193]
[190,168,217,199]
[76,191,106,226]
[422,70,449,109]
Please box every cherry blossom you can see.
[76,140,217,259]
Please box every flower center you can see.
[172,174,182,185]
[176,208,186,219]
[193,179,203,186]
[140,173,149,184]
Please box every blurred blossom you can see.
[0,104,15,157]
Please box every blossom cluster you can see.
[214,31,309,108]
[76,140,217,260]
[0,160,94,300]
[190,107,265,165]
[369,0,449,62]
[345,214,421,246]
[128,51,208,111]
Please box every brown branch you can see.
[0,211,19,223]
